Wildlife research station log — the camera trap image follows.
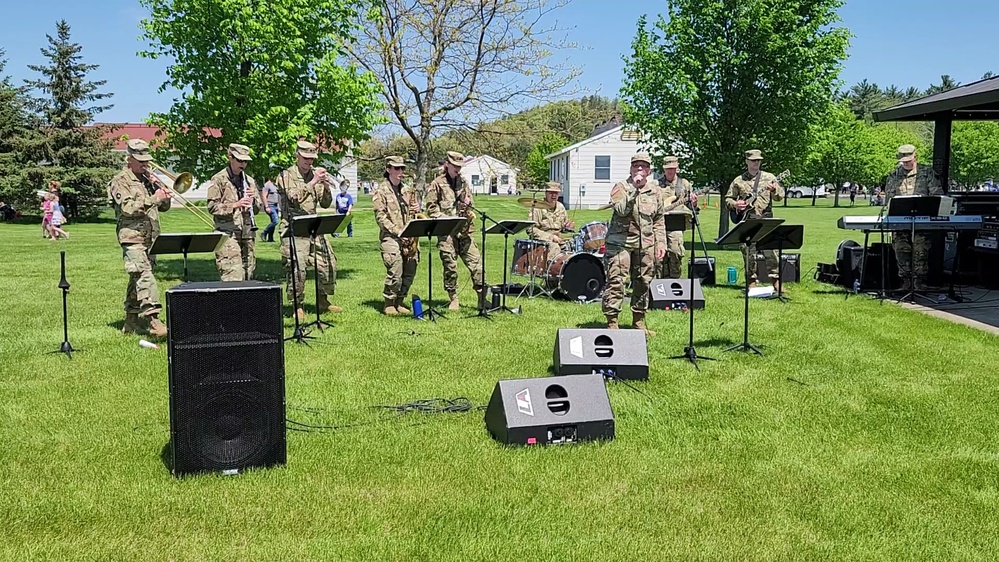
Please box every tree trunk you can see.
[718,180,730,238]
[833,181,841,207]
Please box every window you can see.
[471,174,481,186]
[594,156,611,181]
[500,174,509,185]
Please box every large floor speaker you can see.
[861,242,899,291]
[835,240,864,287]
[166,281,286,476]
[553,328,649,380]
[485,374,614,445]
[649,278,705,310]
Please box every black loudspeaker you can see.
[835,240,864,287]
[692,257,716,285]
[166,281,286,476]
[755,253,801,283]
[649,278,705,310]
[484,374,614,445]
[860,242,899,291]
[553,328,649,381]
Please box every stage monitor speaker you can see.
[860,242,899,291]
[692,257,716,286]
[649,278,705,310]
[484,374,614,445]
[553,329,649,381]
[835,240,864,287]
[166,281,286,477]
[755,253,801,283]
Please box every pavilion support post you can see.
[933,116,952,191]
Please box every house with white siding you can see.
[545,124,648,209]
[460,155,518,195]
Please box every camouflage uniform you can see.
[425,171,484,296]
[278,165,336,305]
[601,177,667,317]
[207,166,259,281]
[883,160,942,288]
[527,201,572,263]
[725,169,785,283]
[660,174,692,278]
[372,177,419,304]
[108,167,171,319]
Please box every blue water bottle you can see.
[727,266,738,285]
[412,294,424,320]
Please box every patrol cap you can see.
[296,140,318,159]
[897,144,916,163]
[662,156,679,169]
[745,149,764,161]
[545,181,562,193]
[446,151,465,167]
[228,143,252,161]
[126,139,153,162]
[631,152,651,165]
[385,155,407,168]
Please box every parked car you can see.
[786,185,827,198]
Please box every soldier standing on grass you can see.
[207,143,260,281]
[108,139,171,338]
[883,143,942,291]
[372,156,420,316]
[601,152,668,336]
[725,149,785,290]
[660,156,696,279]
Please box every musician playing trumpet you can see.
[526,181,574,262]
[278,140,341,321]
[372,156,419,315]
[107,139,172,338]
[207,143,260,281]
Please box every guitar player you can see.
[725,149,786,290]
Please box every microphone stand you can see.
[52,250,76,358]
[464,202,493,319]
[670,200,714,368]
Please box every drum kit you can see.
[510,197,607,301]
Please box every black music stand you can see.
[755,224,804,303]
[484,220,534,314]
[149,232,226,282]
[887,196,935,303]
[715,218,784,355]
[290,214,348,334]
[400,217,468,321]
[668,210,713,369]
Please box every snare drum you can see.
[578,221,608,252]
[511,239,548,276]
[545,251,606,301]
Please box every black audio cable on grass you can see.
[287,397,485,434]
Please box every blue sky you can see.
[1,0,996,123]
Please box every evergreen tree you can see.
[21,20,118,218]
[0,50,37,211]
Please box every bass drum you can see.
[545,252,605,301]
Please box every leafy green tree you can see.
[18,21,118,217]
[950,121,999,187]
[139,0,384,182]
[525,133,568,186]
[621,0,849,236]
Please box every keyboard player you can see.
[883,144,943,291]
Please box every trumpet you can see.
[147,161,216,230]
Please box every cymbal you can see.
[517,197,554,211]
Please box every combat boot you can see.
[122,313,142,335]
[394,298,411,315]
[383,298,399,316]
[448,292,460,311]
[632,311,656,337]
[606,315,619,330]
[147,316,168,338]
[317,295,343,314]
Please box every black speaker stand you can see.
[51,251,77,358]
[669,209,713,369]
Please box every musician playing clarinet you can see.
[208,143,260,281]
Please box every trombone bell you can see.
[172,172,194,194]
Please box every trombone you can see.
[147,162,216,230]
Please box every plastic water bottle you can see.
[412,294,424,320]
[727,266,738,285]
[852,279,860,294]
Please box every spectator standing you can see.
[260,177,280,242]
[335,180,354,237]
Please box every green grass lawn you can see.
[2,196,997,561]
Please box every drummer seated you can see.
[526,181,574,262]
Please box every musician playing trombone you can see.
[278,140,341,321]
[207,143,260,281]
[108,139,171,338]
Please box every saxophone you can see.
[401,186,424,261]
[456,191,476,236]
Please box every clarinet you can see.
[241,171,258,233]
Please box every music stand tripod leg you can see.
[669,214,714,368]
[284,232,313,344]
[305,233,333,331]
[725,241,763,355]
[421,234,444,322]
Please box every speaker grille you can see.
[166,281,286,476]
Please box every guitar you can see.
[729,169,791,224]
